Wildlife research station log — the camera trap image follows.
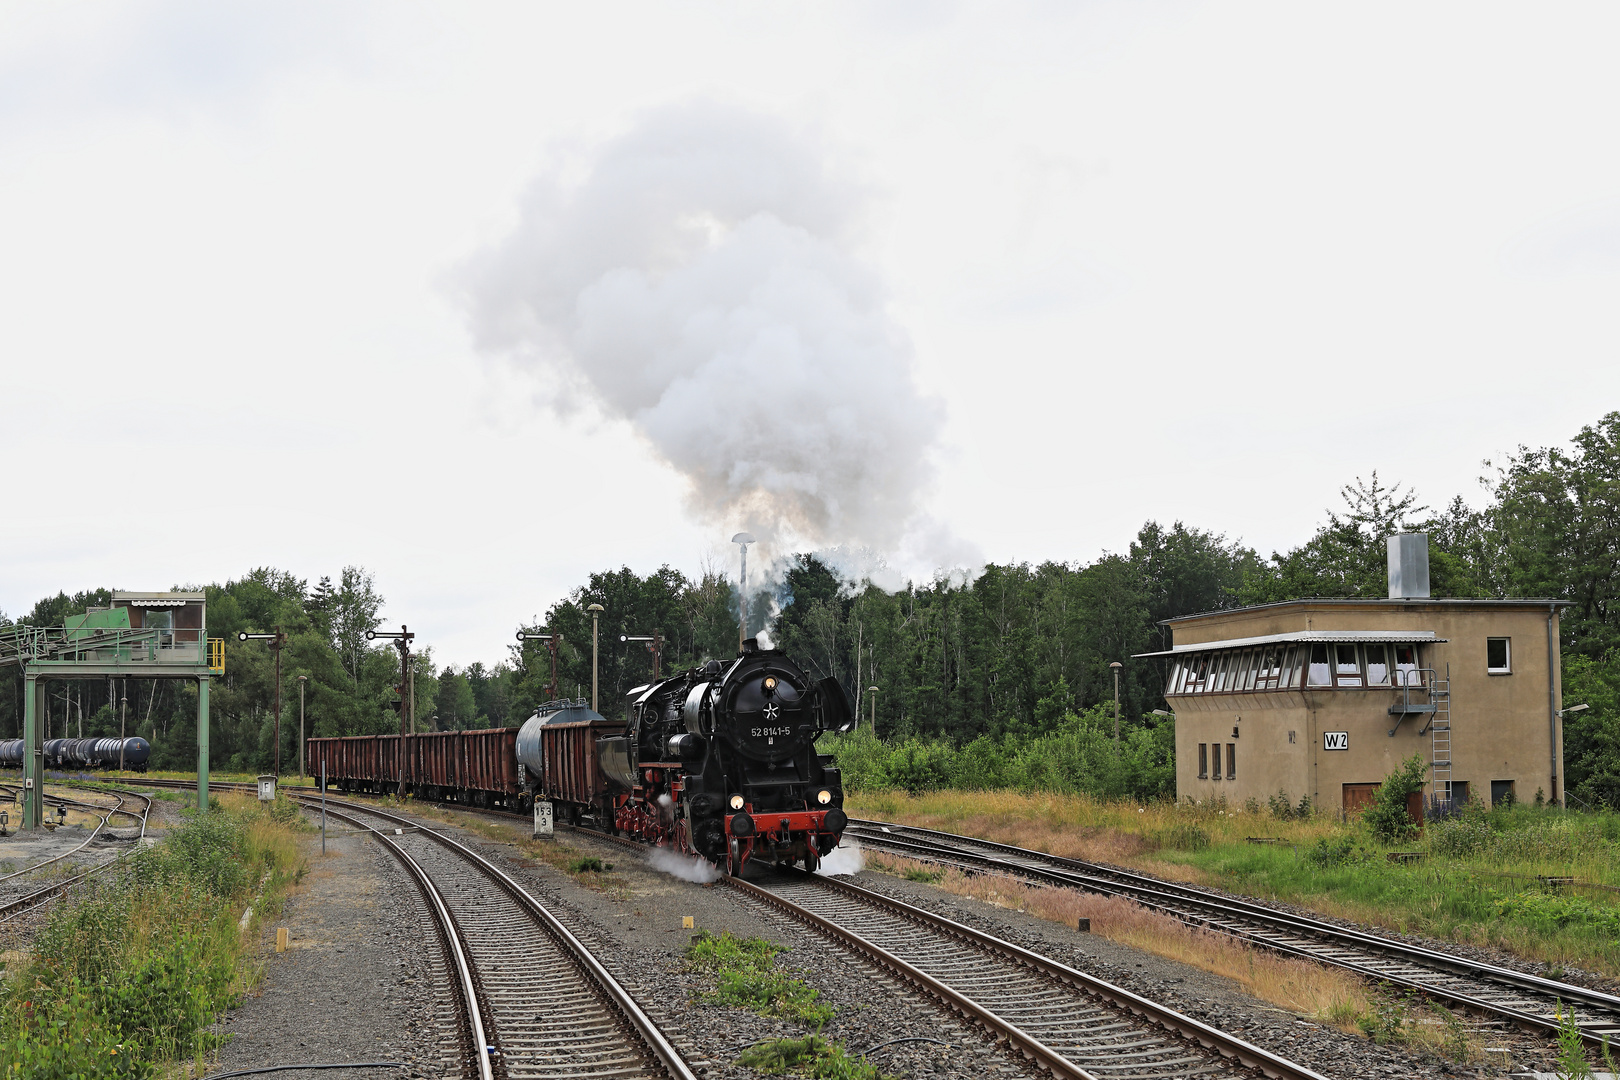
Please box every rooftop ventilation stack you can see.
[1387,533,1431,599]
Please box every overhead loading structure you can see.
[0,592,224,829]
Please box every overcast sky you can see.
[4,2,1618,666]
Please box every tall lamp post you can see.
[621,632,664,680]
[517,630,564,701]
[867,686,879,732]
[366,626,416,795]
[1109,661,1123,744]
[731,532,755,649]
[586,604,604,712]
[238,627,288,775]
[297,675,308,780]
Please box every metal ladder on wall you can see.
[1423,665,1453,806]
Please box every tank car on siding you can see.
[608,636,853,876]
[5,737,150,771]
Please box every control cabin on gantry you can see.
[1138,535,1569,816]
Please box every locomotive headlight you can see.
[729,794,745,811]
[763,676,778,692]
[816,789,832,805]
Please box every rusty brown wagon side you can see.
[307,726,523,809]
[514,700,625,826]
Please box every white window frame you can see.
[1486,637,1512,675]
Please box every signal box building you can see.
[1140,535,1569,815]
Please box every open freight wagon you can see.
[307,727,523,809]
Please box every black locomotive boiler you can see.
[597,636,853,875]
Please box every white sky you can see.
[3,2,1618,666]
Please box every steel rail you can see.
[319,804,494,1080]
[567,823,1317,1080]
[0,791,153,924]
[726,870,1328,1080]
[728,872,1103,1080]
[0,789,121,882]
[845,819,1620,1048]
[297,793,699,1080]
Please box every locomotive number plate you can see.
[752,727,792,738]
[534,800,554,838]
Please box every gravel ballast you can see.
[207,799,1584,1079]
[206,821,464,1079]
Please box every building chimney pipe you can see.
[1387,533,1431,599]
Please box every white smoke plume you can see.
[815,837,865,877]
[462,101,945,560]
[647,844,722,884]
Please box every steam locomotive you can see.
[592,636,852,875]
[311,636,853,877]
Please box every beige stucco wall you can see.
[1167,601,1566,811]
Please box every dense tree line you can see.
[2,412,1618,803]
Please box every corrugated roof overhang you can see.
[1133,630,1446,659]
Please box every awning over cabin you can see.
[1132,630,1444,659]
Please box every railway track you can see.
[736,870,1326,1080]
[844,818,1620,1050]
[298,795,698,1080]
[567,814,1325,1080]
[129,779,1325,1078]
[0,786,152,925]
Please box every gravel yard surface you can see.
[205,820,464,1080]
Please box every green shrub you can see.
[819,705,1175,801]
[1307,834,1370,868]
[0,979,148,1079]
[0,802,302,1072]
[737,1035,887,1079]
[1364,755,1427,843]
[1357,984,1419,1045]
[1429,815,1492,857]
[685,931,833,1026]
[1492,891,1620,935]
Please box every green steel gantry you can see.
[0,592,222,828]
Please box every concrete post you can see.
[198,674,210,811]
[22,674,42,830]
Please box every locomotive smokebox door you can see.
[534,800,554,839]
[257,775,277,802]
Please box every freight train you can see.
[310,636,853,876]
[0,737,151,771]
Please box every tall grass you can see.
[0,793,307,1074]
[849,789,1620,975]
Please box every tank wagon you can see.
[0,737,150,771]
[512,699,624,823]
[308,637,854,877]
